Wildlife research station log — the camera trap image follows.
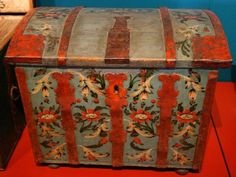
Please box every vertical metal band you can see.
[192,71,218,170]
[156,74,180,168]
[52,72,79,164]
[160,7,176,68]
[105,73,128,167]
[15,67,44,163]
[105,16,130,64]
[57,7,83,66]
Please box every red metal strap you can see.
[52,72,79,164]
[105,73,128,167]
[15,68,44,163]
[58,7,83,66]
[192,71,218,170]
[160,7,176,68]
[105,16,130,64]
[156,74,180,168]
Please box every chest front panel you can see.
[16,67,210,168]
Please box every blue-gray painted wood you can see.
[36,0,236,81]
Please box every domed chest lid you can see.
[5,7,232,68]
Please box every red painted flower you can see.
[133,100,138,105]
[176,109,198,123]
[38,109,59,123]
[139,69,147,77]
[75,98,81,103]
[100,137,108,145]
[173,143,182,148]
[133,137,143,145]
[93,98,99,104]
[151,99,156,104]
[81,109,101,122]
[130,110,153,123]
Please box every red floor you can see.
[0,82,235,177]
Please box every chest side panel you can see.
[19,67,210,168]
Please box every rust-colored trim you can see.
[105,16,130,64]
[57,7,83,66]
[15,67,43,164]
[156,74,180,168]
[52,73,79,164]
[160,7,176,68]
[5,57,42,64]
[105,73,128,167]
[192,71,218,171]
[192,11,232,67]
[6,8,44,63]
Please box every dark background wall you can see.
[36,0,236,82]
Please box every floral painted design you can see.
[171,148,191,165]
[33,105,66,160]
[71,69,110,162]
[81,109,101,122]
[79,145,109,161]
[27,67,208,167]
[176,25,200,57]
[73,105,110,160]
[124,69,160,163]
[26,23,59,52]
[72,69,105,102]
[170,69,205,166]
[172,10,213,58]
[35,8,71,20]
[127,149,153,162]
[172,11,208,24]
[130,110,153,123]
[129,69,157,101]
[38,109,59,123]
[31,69,56,103]
[176,109,198,123]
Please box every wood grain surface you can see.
[0,16,23,50]
[0,0,32,13]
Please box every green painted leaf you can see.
[75,105,86,112]
[172,119,178,125]
[100,131,108,137]
[141,102,146,109]
[130,141,148,151]
[124,108,131,116]
[145,105,154,111]
[86,142,103,149]
[130,131,139,137]
[177,103,184,112]
[80,121,92,133]
[34,68,47,77]
[33,107,38,115]
[94,106,107,112]
[189,122,196,128]
[189,103,197,112]
[52,121,61,128]
[101,113,110,117]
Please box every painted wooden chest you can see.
[0,0,33,170]
[5,7,232,173]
